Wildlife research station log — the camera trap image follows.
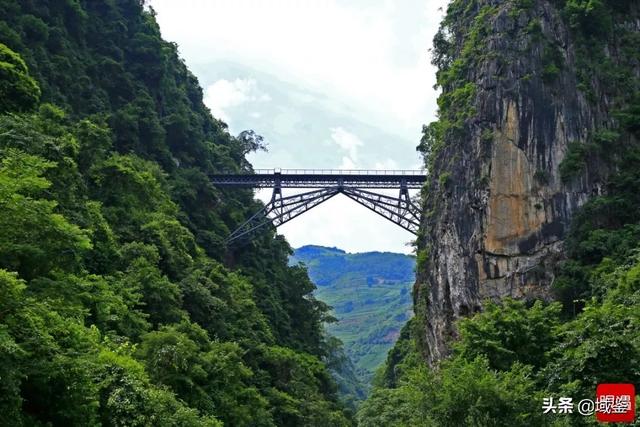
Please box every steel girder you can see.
[211,171,425,189]
[226,186,340,244]
[340,186,421,235]
[226,184,421,244]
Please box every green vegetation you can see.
[541,43,564,83]
[438,171,451,188]
[0,2,350,425]
[559,128,625,182]
[559,141,591,181]
[291,246,415,399]
[415,247,430,273]
[359,258,640,425]
[564,0,614,36]
[359,0,640,425]
[0,43,40,112]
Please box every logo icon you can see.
[595,383,635,423]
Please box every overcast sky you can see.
[148,0,447,253]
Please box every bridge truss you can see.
[211,169,425,244]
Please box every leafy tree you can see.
[89,153,177,238]
[97,344,221,427]
[237,129,268,155]
[0,270,27,425]
[0,149,91,279]
[29,272,149,339]
[255,345,351,427]
[358,355,544,427]
[138,321,271,426]
[119,243,185,328]
[75,118,112,173]
[0,43,39,112]
[1,269,101,425]
[179,259,274,345]
[357,386,423,427]
[140,214,198,280]
[545,253,640,397]
[454,299,562,371]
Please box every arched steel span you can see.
[211,169,426,244]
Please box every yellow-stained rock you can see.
[486,100,545,254]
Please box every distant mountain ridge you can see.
[291,245,415,394]
[293,245,414,286]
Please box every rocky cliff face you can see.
[415,0,639,363]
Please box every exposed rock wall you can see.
[415,0,639,363]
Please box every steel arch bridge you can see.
[211,168,426,244]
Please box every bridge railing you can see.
[252,168,425,176]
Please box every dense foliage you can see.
[361,255,640,425]
[291,245,415,403]
[0,1,351,425]
[359,257,640,426]
[360,0,640,425]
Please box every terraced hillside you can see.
[291,246,414,387]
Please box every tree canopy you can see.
[0,2,351,425]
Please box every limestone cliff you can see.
[415,0,640,363]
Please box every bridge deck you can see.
[211,169,426,189]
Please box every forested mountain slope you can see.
[291,246,414,392]
[0,1,351,425]
[359,0,640,425]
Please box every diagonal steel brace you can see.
[226,186,340,244]
[226,178,422,244]
[340,184,421,234]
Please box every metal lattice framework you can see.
[212,169,425,244]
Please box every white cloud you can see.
[149,0,447,142]
[329,127,364,167]
[203,78,270,126]
[339,156,357,169]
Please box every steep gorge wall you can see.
[415,0,639,363]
